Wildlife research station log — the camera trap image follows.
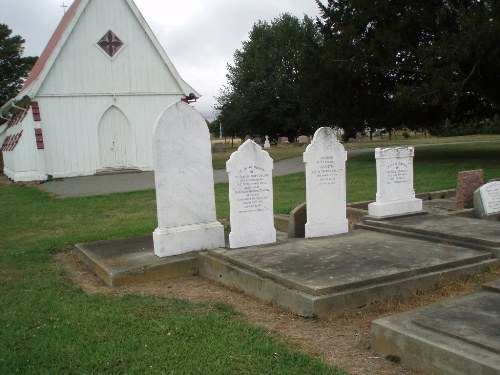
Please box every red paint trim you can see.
[35,128,44,149]
[1,130,23,152]
[31,102,41,121]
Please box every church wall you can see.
[36,94,181,178]
[38,0,184,97]
[2,110,42,181]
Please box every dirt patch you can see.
[56,250,498,375]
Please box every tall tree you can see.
[311,0,499,136]
[0,24,37,107]
[215,14,321,140]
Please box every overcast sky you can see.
[2,0,321,118]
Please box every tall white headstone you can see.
[304,127,348,238]
[152,102,225,257]
[226,140,276,248]
[368,147,422,218]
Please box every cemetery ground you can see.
[2,142,500,374]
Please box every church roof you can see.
[15,0,199,100]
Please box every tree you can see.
[0,24,37,108]
[215,14,321,140]
[311,0,499,137]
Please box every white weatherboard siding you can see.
[37,95,180,178]
[2,0,197,181]
[38,0,184,96]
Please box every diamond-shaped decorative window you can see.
[97,30,124,58]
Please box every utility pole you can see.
[61,2,68,14]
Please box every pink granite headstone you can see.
[455,169,484,210]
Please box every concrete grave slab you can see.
[75,236,198,287]
[199,229,497,317]
[360,214,500,257]
[372,285,500,375]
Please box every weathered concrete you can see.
[360,213,500,258]
[199,229,497,317]
[75,236,198,287]
[371,283,500,375]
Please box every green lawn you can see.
[1,142,500,374]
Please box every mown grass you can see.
[1,141,500,374]
[1,196,342,374]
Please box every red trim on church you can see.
[35,128,45,149]
[31,102,41,121]
[1,131,23,152]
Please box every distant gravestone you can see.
[212,143,224,153]
[226,139,276,248]
[152,102,224,257]
[304,127,348,237]
[368,147,422,218]
[456,169,484,210]
[278,136,289,144]
[254,136,262,145]
[297,135,310,144]
[263,135,271,149]
[473,181,500,220]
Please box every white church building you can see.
[0,0,199,181]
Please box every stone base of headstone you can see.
[229,229,276,249]
[368,198,422,218]
[305,220,348,238]
[153,222,225,257]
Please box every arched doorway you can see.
[98,106,133,169]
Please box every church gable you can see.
[36,0,196,97]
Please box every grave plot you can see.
[372,280,500,375]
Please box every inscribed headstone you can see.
[456,169,484,210]
[226,140,276,248]
[298,135,310,144]
[263,135,271,149]
[368,147,422,218]
[152,102,224,257]
[473,181,500,220]
[303,127,348,237]
[278,136,289,144]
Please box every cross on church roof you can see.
[97,30,124,58]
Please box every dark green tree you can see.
[215,14,321,140]
[311,0,499,137]
[0,24,37,108]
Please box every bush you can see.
[430,116,500,137]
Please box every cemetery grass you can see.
[2,142,500,374]
[0,187,344,375]
[212,133,500,170]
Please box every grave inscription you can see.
[227,140,276,248]
[304,127,348,238]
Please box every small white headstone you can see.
[368,147,422,218]
[473,181,500,220]
[226,140,276,248]
[263,135,271,149]
[303,127,348,237]
[152,102,224,257]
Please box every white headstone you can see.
[473,181,500,220]
[152,102,225,257]
[368,147,422,218]
[226,140,276,248]
[303,127,348,237]
[264,135,271,149]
